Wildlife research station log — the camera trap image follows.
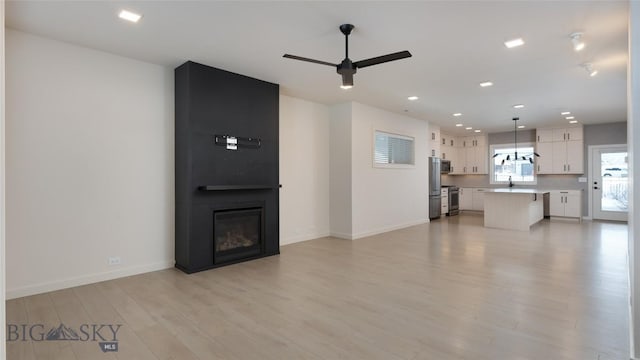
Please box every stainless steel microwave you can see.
[441,160,451,173]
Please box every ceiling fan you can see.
[283,24,412,89]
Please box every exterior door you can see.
[592,146,628,221]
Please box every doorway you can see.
[590,145,628,221]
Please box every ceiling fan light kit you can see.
[283,24,412,88]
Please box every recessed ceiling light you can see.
[504,38,525,48]
[518,125,526,129]
[513,104,525,109]
[566,116,575,120]
[561,111,571,115]
[479,81,493,87]
[474,130,481,133]
[340,85,353,90]
[569,120,578,124]
[119,10,142,23]
[465,127,473,130]
[453,113,462,117]
[408,96,419,101]
[455,123,463,127]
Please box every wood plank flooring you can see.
[6,214,629,359]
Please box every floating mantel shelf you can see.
[198,185,281,191]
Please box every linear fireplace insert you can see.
[214,207,263,264]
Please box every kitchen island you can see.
[483,188,549,231]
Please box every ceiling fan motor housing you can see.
[338,59,357,74]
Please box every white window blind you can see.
[374,131,415,166]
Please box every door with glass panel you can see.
[592,146,628,221]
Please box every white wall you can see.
[350,102,429,238]
[329,103,353,238]
[1,1,6,356]
[5,30,174,299]
[629,2,640,358]
[279,95,330,245]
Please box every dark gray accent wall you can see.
[175,61,280,273]
[444,122,627,217]
[584,122,627,145]
[489,129,536,144]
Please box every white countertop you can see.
[483,188,550,195]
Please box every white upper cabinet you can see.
[536,141,554,174]
[441,133,487,175]
[461,135,488,174]
[430,125,441,158]
[536,125,583,175]
[536,128,554,143]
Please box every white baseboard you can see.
[281,231,331,245]
[351,219,429,240]
[330,219,429,240]
[6,259,175,300]
[329,231,353,240]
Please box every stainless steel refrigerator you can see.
[428,157,441,219]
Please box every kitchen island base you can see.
[483,189,549,231]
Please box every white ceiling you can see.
[5,1,629,134]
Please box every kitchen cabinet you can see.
[441,188,449,215]
[536,126,583,174]
[441,133,450,160]
[461,135,488,174]
[552,127,582,142]
[430,126,441,158]
[536,128,554,143]
[472,188,486,211]
[442,133,464,174]
[549,190,582,219]
[536,141,553,174]
[459,188,486,211]
[450,145,464,174]
[459,187,473,210]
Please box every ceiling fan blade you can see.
[283,54,337,67]
[342,72,354,87]
[354,51,412,69]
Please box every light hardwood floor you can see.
[6,214,629,359]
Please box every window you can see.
[374,131,415,167]
[490,143,537,185]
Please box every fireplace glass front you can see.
[213,207,263,264]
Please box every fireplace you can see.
[174,61,279,274]
[214,207,263,263]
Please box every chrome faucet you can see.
[508,176,514,188]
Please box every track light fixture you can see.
[570,32,585,51]
[582,63,598,77]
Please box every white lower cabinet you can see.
[460,188,486,211]
[460,188,473,210]
[441,188,449,215]
[472,188,486,211]
[549,190,582,219]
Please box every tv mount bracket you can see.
[214,134,261,150]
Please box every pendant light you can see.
[492,117,540,163]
